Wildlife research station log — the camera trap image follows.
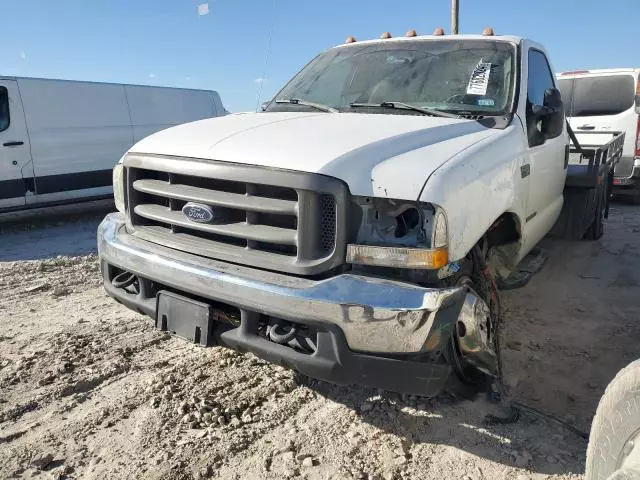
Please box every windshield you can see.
[558,75,636,117]
[266,39,516,115]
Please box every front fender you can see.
[419,125,527,262]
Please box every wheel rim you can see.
[450,275,499,384]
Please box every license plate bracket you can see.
[156,291,214,346]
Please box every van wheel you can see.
[586,360,640,480]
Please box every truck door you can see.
[523,49,567,225]
[0,80,33,210]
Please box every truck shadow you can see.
[295,375,587,476]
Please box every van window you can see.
[0,87,9,132]
[561,75,635,117]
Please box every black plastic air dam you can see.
[219,310,453,397]
[101,260,454,397]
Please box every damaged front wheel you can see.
[445,245,502,393]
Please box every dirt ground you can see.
[1,201,639,480]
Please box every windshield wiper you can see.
[349,101,461,119]
[274,98,339,113]
[436,107,502,117]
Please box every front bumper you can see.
[98,212,467,395]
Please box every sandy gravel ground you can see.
[1,201,639,480]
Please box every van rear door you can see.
[557,72,637,179]
[0,79,33,210]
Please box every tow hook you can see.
[266,320,317,354]
[456,290,499,377]
[111,270,140,294]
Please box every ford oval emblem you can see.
[182,202,215,223]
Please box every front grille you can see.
[124,154,347,275]
[319,194,336,253]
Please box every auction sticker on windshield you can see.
[467,62,492,96]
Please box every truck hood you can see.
[130,112,499,199]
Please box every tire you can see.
[586,359,640,480]
[586,187,605,240]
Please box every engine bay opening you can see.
[395,207,420,237]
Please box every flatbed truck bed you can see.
[551,130,625,240]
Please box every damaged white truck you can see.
[98,33,624,396]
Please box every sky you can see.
[1,0,638,113]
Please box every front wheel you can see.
[586,360,640,480]
[445,244,501,393]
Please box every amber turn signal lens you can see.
[346,245,449,270]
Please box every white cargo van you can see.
[0,77,226,212]
[557,69,640,202]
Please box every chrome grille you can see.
[123,154,348,275]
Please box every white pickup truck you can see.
[98,32,623,396]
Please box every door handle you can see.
[3,141,24,147]
[577,125,595,130]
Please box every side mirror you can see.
[532,88,564,139]
[260,101,270,112]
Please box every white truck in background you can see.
[98,31,623,397]
[0,77,226,212]
[557,68,640,203]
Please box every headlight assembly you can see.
[346,197,449,270]
[112,162,125,213]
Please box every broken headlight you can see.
[346,197,448,270]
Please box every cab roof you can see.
[557,68,640,78]
[332,34,524,49]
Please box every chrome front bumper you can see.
[98,212,466,354]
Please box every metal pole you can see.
[451,0,459,34]
[255,0,276,112]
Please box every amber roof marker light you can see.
[344,36,357,44]
[380,32,392,39]
[482,27,495,36]
[432,27,445,36]
[405,29,417,37]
